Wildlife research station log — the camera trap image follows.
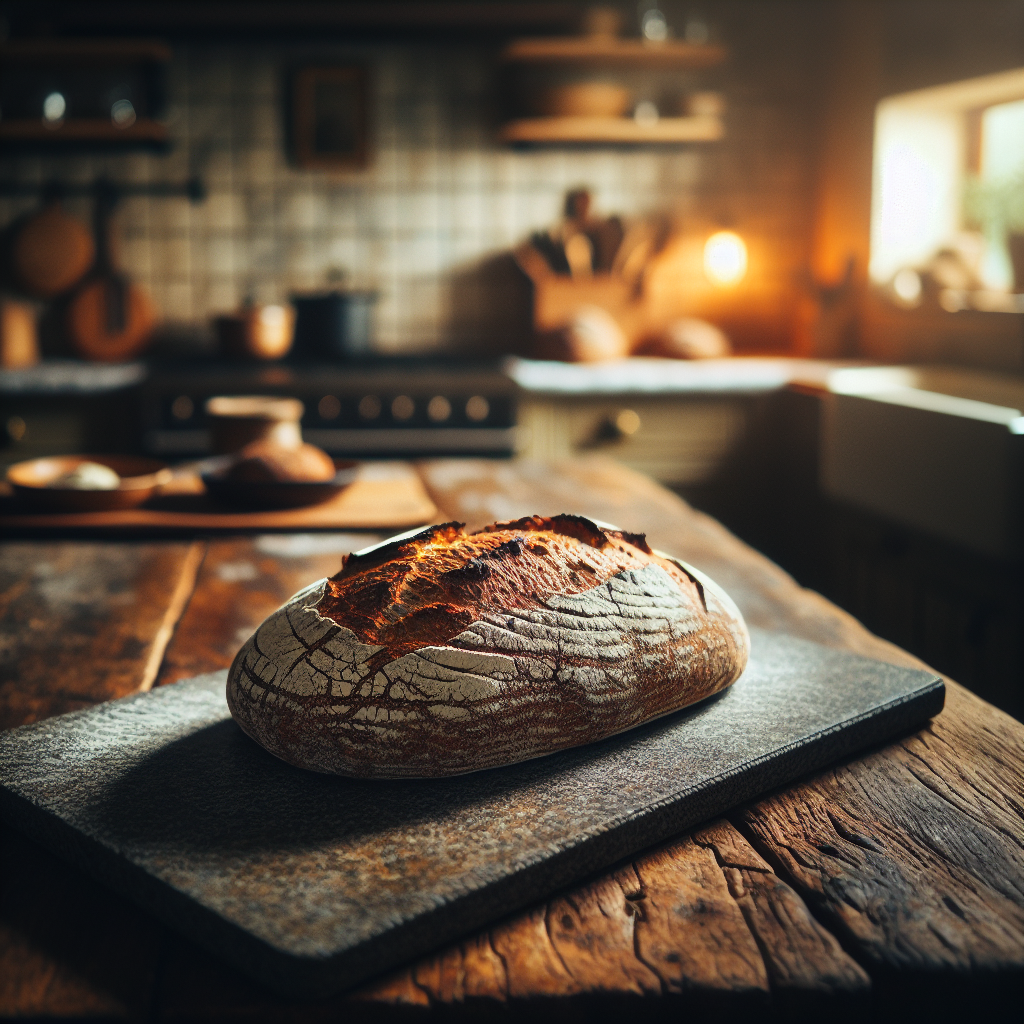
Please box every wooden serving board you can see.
[0,462,437,534]
[0,629,943,999]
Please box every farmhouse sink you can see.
[819,366,1024,560]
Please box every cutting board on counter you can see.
[0,462,437,534]
[0,629,943,999]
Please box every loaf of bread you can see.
[224,440,336,483]
[227,515,749,778]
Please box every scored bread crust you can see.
[226,515,749,778]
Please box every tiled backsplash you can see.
[0,12,817,355]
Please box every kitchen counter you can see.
[505,355,849,394]
[1,458,1022,1020]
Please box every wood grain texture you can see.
[629,838,768,996]
[693,821,870,999]
[1,457,1023,1021]
[737,680,1024,986]
[0,540,202,730]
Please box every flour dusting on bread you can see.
[227,515,749,777]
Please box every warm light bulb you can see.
[704,231,747,286]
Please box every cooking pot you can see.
[290,290,377,361]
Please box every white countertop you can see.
[505,356,854,395]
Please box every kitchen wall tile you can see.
[120,238,154,281]
[145,279,184,321]
[205,277,240,313]
[206,236,237,277]
[204,192,245,231]
[279,192,323,233]
[0,27,817,351]
[153,236,193,279]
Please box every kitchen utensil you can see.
[0,297,39,368]
[563,232,594,277]
[611,219,659,285]
[216,304,295,361]
[202,459,358,510]
[0,630,942,997]
[10,197,94,298]
[534,81,631,118]
[67,186,155,362]
[290,291,377,361]
[6,455,171,512]
[205,395,305,454]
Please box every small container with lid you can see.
[205,395,304,454]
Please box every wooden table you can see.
[2,459,1022,1022]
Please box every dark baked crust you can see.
[227,515,749,778]
[317,515,709,662]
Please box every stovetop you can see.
[138,358,518,459]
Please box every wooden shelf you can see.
[0,119,168,144]
[501,37,727,67]
[499,114,724,144]
[0,40,172,62]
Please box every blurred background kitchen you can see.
[1,1,1022,716]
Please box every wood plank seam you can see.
[481,933,509,995]
[723,811,882,980]
[138,541,206,692]
[485,931,512,1001]
[694,831,799,994]
[619,862,669,996]
[695,822,871,997]
[407,970,437,1007]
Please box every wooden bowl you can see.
[6,455,172,512]
[202,460,359,510]
[535,82,631,118]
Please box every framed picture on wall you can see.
[290,65,369,170]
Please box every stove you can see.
[140,360,518,460]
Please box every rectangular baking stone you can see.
[0,628,943,998]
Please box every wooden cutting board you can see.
[0,462,437,534]
[0,629,943,999]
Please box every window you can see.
[870,68,1024,308]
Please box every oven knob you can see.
[427,396,451,422]
[318,395,341,420]
[171,395,194,421]
[358,395,381,420]
[466,396,489,422]
[391,395,415,420]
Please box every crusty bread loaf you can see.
[227,515,749,778]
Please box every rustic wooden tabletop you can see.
[1,458,1021,1022]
